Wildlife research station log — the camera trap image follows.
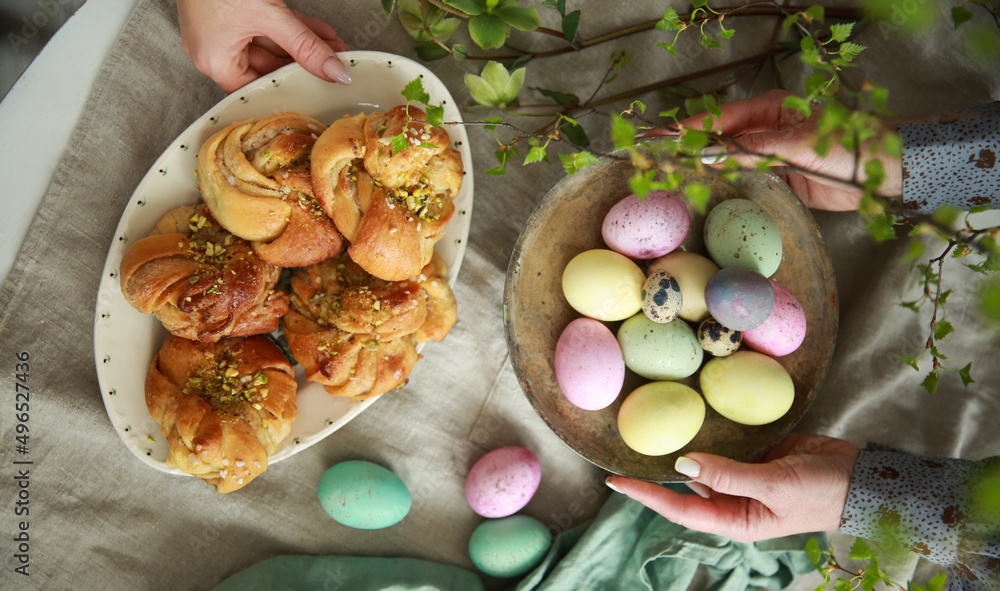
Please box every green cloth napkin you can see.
[213,493,823,591]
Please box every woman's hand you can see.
[606,434,860,543]
[177,0,351,93]
[652,90,902,211]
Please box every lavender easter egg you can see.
[555,318,625,410]
[743,279,807,356]
[465,447,542,518]
[602,191,690,259]
[704,267,775,331]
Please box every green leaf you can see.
[832,579,850,591]
[867,213,896,242]
[443,0,485,15]
[923,572,948,591]
[452,44,468,62]
[611,115,636,149]
[804,72,829,97]
[930,345,947,360]
[425,104,444,126]
[560,120,590,147]
[849,538,876,560]
[899,300,921,313]
[465,72,500,107]
[783,95,813,117]
[630,168,656,198]
[903,238,925,262]
[657,43,679,56]
[659,107,679,119]
[481,115,502,131]
[381,0,396,18]
[958,362,975,386]
[559,150,597,174]
[870,84,890,115]
[684,182,711,213]
[468,13,510,49]
[783,13,800,33]
[530,86,579,105]
[402,77,431,105]
[861,556,882,591]
[719,27,735,39]
[934,320,954,340]
[830,22,854,42]
[933,204,961,226]
[838,41,866,63]
[970,204,991,214]
[540,0,562,13]
[922,370,940,395]
[898,355,920,371]
[939,290,952,305]
[484,147,514,175]
[805,5,824,24]
[505,67,527,103]
[804,537,824,566]
[414,42,450,61]
[391,133,409,154]
[952,6,974,29]
[562,10,580,42]
[700,34,723,50]
[494,5,540,30]
[523,145,547,165]
[680,129,709,152]
[656,7,683,31]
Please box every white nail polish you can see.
[605,477,622,494]
[700,146,727,165]
[674,456,701,478]
[322,57,352,85]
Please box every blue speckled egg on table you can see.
[318,461,411,529]
[468,515,553,578]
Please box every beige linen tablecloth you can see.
[1,1,998,589]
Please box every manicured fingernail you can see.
[674,456,701,478]
[605,476,622,494]
[700,146,727,165]
[322,57,352,85]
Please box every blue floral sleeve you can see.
[839,446,1000,590]
[898,102,1000,214]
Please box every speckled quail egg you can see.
[697,318,742,357]
[641,269,683,324]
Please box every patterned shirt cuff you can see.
[838,447,972,565]
[898,102,1000,214]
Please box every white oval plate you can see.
[93,51,473,477]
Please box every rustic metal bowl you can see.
[503,154,838,482]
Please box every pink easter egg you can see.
[465,447,542,518]
[742,279,807,357]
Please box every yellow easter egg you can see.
[700,351,794,425]
[617,382,705,456]
[562,249,644,322]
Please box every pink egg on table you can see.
[465,447,542,518]
[554,318,625,410]
[743,279,807,356]
[601,191,690,259]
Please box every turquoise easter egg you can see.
[468,515,552,578]
[318,461,411,529]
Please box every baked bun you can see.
[197,112,342,267]
[282,250,457,400]
[120,204,289,342]
[145,335,297,493]
[311,105,463,281]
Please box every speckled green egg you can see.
[616,313,703,380]
[468,515,553,578]
[318,461,411,529]
[703,199,783,278]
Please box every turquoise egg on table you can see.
[616,312,703,380]
[318,460,411,529]
[468,515,553,578]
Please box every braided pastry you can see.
[145,335,297,493]
[119,204,288,342]
[282,250,457,400]
[311,105,463,281]
[197,112,342,267]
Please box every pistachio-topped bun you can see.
[145,335,298,493]
[119,204,289,342]
[282,250,457,400]
[310,105,463,281]
[196,112,343,267]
